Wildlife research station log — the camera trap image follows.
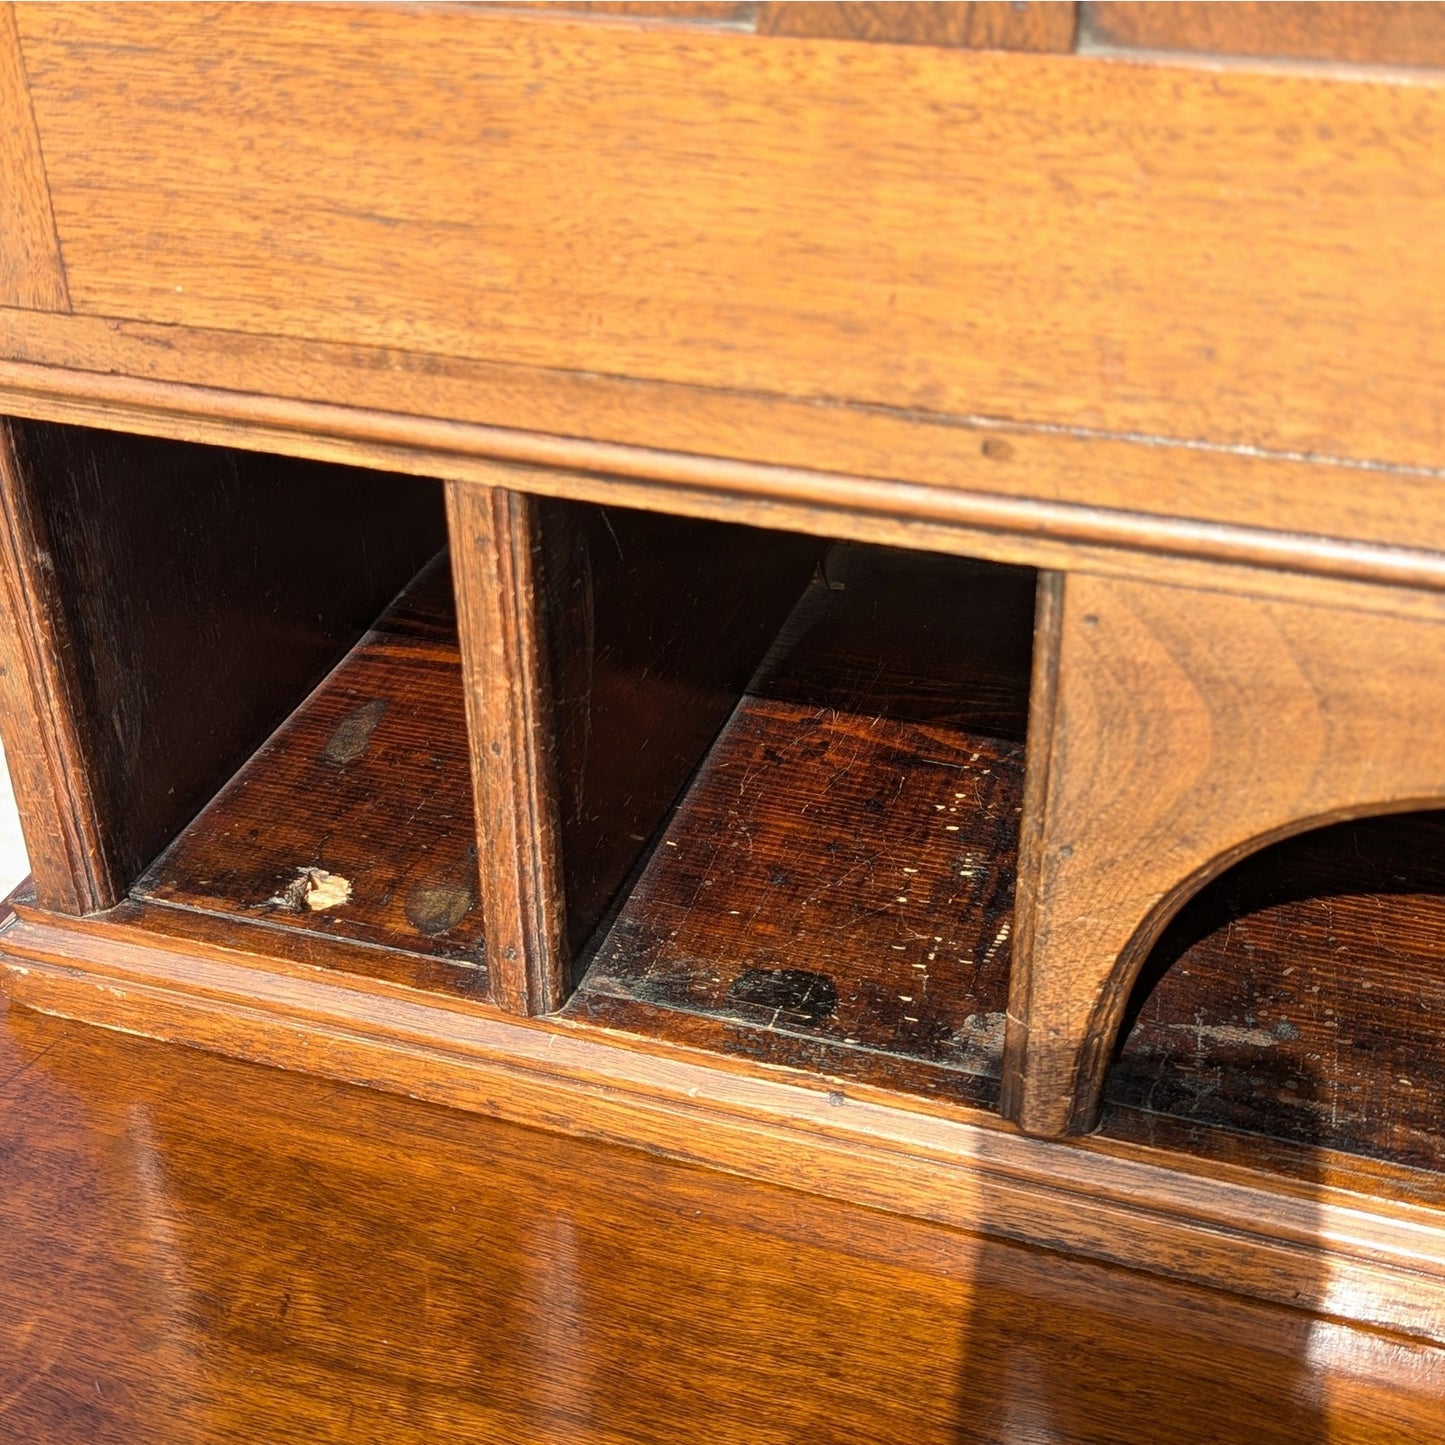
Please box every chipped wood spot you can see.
[268,867,353,913]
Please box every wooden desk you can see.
[3,0,1445,1378]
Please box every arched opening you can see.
[1098,809,1445,1175]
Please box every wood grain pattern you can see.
[1103,809,1445,1174]
[9,320,1445,599]
[758,2,1077,49]
[0,420,111,911]
[7,999,1445,1444]
[0,4,67,310]
[6,420,448,903]
[447,485,566,1016]
[134,555,488,994]
[10,906,1445,1344]
[536,500,822,965]
[572,545,1034,1101]
[1087,3,1445,67]
[1005,569,1445,1138]
[16,4,1445,469]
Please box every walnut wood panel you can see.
[0,4,67,310]
[1102,809,1445,1175]
[758,2,1077,49]
[1004,569,1445,1138]
[535,500,822,966]
[134,554,488,994]
[9,318,1445,593]
[1087,3,1445,67]
[10,907,1445,1345]
[8,1000,1445,1444]
[15,5,1445,469]
[0,420,110,911]
[3,421,447,904]
[447,486,566,1017]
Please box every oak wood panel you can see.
[1004,569,1445,1138]
[447,486,567,1016]
[9,910,1445,1345]
[134,554,488,994]
[758,2,1077,49]
[0,4,67,310]
[16,5,1445,469]
[0,420,111,911]
[8,317,1445,594]
[8,999,1445,1444]
[1087,3,1445,67]
[1103,809,1445,1174]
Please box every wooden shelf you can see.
[567,543,1034,1106]
[134,553,488,997]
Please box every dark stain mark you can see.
[980,437,1014,461]
[406,883,474,936]
[727,967,839,1027]
[324,699,388,765]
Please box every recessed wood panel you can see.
[15,4,1445,469]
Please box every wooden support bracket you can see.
[1002,568,1445,1137]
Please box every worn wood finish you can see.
[12,315,1445,584]
[575,699,1021,1104]
[1102,809,1445,1175]
[134,554,487,994]
[7,999,1445,1444]
[1087,3,1445,67]
[0,420,110,912]
[15,5,1445,471]
[1005,569,1445,1138]
[4,421,447,903]
[758,2,1077,49]
[537,500,822,965]
[572,545,1033,1102]
[447,485,566,1016]
[0,4,67,311]
[10,907,1445,1346]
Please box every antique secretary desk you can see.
[4,2,1445,1429]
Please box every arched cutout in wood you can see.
[1001,569,1445,1138]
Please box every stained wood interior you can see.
[1101,810,1445,1179]
[566,543,1036,1108]
[5,419,447,904]
[134,553,486,996]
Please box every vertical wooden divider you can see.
[0,420,116,912]
[446,483,569,1016]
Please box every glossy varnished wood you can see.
[134,554,486,993]
[3,998,1444,1443]
[757,1,1078,49]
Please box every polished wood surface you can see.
[758,1,1078,49]
[3,996,1444,1444]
